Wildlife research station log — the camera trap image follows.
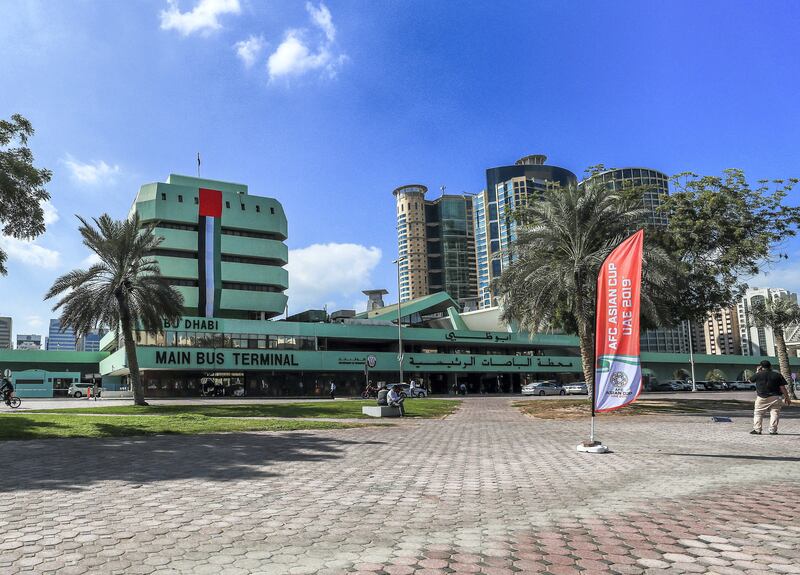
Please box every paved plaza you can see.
[2,398,799,574]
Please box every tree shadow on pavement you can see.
[5,432,381,492]
[667,452,800,462]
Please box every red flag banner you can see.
[594,230,644,412]
[198,188,223,318]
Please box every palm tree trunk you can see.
[577,320,595,399]
[774,329,797,400]
[116,292,147,406]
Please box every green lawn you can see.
[0,413,358,441]
[32,399,461,419]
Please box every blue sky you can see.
[1,0,799,339]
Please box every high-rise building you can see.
[582,166,683,352]
[132,174,289,319]
[76,328,107,352]
[473,155,577,309]
[0,317,12,349]
[737,287,798,356]
[16,334,42,350]
[393,185,477,306]
[701,307,741,355]
[46,319,77,351]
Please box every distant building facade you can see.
[16,334,42,350]
[737,287,798,356]
[0,317,11,350]
[77,329,106,352]
[583,166,683,353]
[701,306,741,355]
[46,319,77,351]
[393,185,477,306]
[473,155,577,309]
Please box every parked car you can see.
[651,381,682,392]
[665,379,691,391]
[387,383,428,398]
[727,380,756,391]
[703,380,729,391]
[68,383,103,398]
[563,381,588,395]
[521,381,565,396]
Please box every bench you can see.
[362,405,402,418]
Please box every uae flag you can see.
[198,188,222,318]
[594,229,644,412]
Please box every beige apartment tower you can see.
[394,185,430,302]
[393,184,477,305]
[702,306,741,355]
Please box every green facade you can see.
[133,174,289,319]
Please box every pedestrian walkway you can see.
[1,398,798,574]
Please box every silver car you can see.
[563,381,588,395]
[521,381,565,396]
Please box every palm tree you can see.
[46,214,183,406]
[749,296,800,399]
[496,181,673,396]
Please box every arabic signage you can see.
[132,348,578,373]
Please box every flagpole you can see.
[197,152,201,177]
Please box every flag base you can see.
[576,441,609,454]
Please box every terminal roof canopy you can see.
[355,292,460,323]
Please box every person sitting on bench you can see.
[377,384,388,406]
[387,385,405,416]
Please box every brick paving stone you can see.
[1,397,799,574]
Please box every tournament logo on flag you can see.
[198,188,222,318]
[594,229,644,412]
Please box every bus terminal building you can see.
[2,174,797,397]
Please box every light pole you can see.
[686,319,697,392]
[393,256,407,384]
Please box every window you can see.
[256,205,260,213]
[270,207,275,214]
[226,201,231,209]
[161,193,167,201]
[241,204,246,210]
[178,195,183,203]
[194,197,198,205]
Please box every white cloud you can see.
[25,315,44,330]
[62,154,120,185]
[306,2,335,42]
[0,236,60,269]
[748,258,800,295]
[81,253,102,267]
[286,243,381,312]
[42,200,59,225]
[160,0,241,36]
[234,35,265,68]
[267,3,346,81]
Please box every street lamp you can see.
[686,319,697,392]
[393,256,407,384]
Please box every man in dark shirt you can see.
[749,360,791,435]
[0,378,13,404]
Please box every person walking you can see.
[329,380,336,400]
[749,360,792,435]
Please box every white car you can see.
[68,383,103,398]
[727,380,756,391]
[522,381,565,396]
[665,379,691,391]
[563,382,588,395]
[388,383,428,398]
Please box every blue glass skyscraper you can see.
[46,319,77,351]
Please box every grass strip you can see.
[0,413,359,441]
[515,398,757,420]
[34,399,461,419]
